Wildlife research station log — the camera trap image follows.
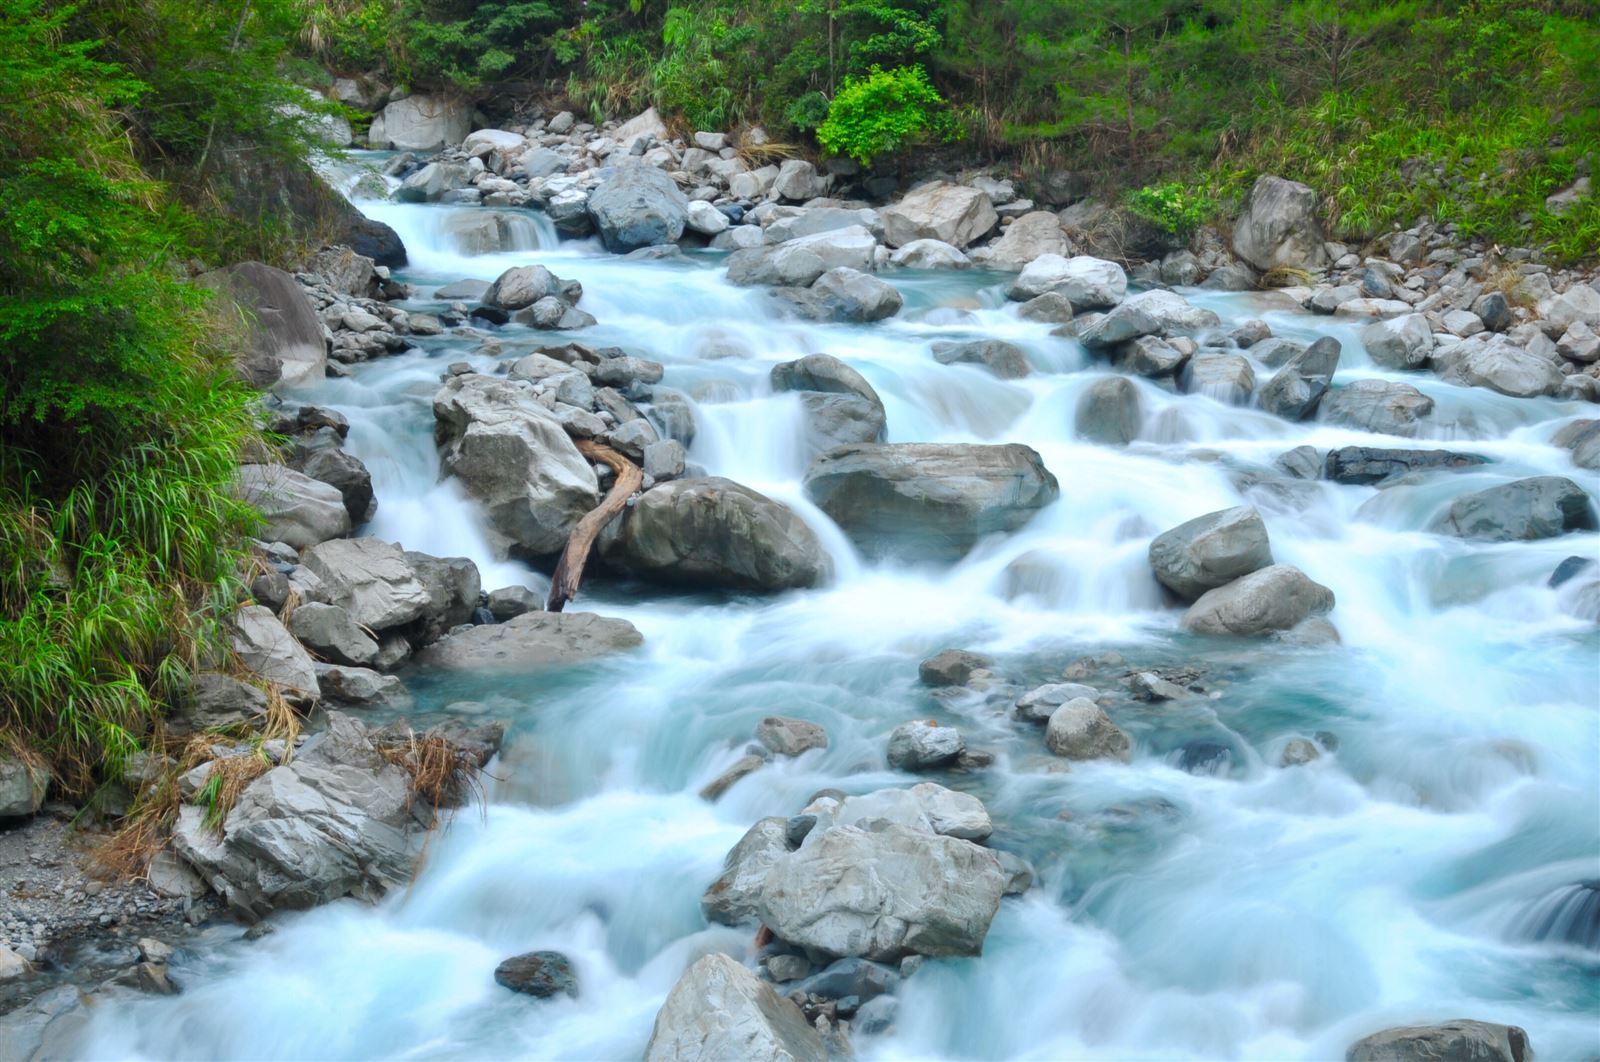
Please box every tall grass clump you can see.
[0,0,263,796]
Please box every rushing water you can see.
[76,157,1600,1060]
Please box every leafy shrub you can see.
[1124,182,1214,242]
[816,64,955,166]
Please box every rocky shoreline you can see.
[2,96,1593,1062]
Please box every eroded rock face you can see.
[1149,506,1274,602]
[367,94,470,151]
[1361,314,1434,370]
[1345,1020,1532,1062]
[977,211,1071,270]
[757,823,1007,961]
[1319,380,1436,436]
[238,465,350,548]
[772,354,888,455]
[881,182,999,249]
[1439,338,1564,397]
[805,443,1060,561]
[643,953,826,1062]
[702,817,791,926]
[202,263,327,388]
[1075,376,1143,445]
[229,605,319,698]
[1323,446,1487,485]
[1429,476,1598,542]
[1045,699,1130,761]
[1232,175,1330,272]
[1258,336,1341,421]
[432,374,599,558]
[1009,254,1127,310]
[1181,564,1335,636]
[601,477,831,592]
[413,611,643,671]
[299,538,433,633]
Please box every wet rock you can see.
[931,338,1030,379]
[1117,335,1189,377]
[889,238,970,270]
[729,226,877,286]
[1275,445,1323,480]
[1008,254,1127,310]
[700,754,765,801]
[881,182,998,249]
[765,954,811,983]
[1014,683,1098,724]
[314,663,409,707]
[1149,506,1274,601]
[1017,292,1076,324]
[238,465,350,549]
[483,265,566,311]
[293,448,376,524]
[804,443,1060,562]
[1345,1020,1532,1062]
[643,953,826,1062]
[776,267,902,323]
[413,611,643,671]
[1361,314,1434,370]
[486,585,541,621]
[1319,380,1435,436]
[395,161,472,203]
[229,605,319,699]
[1075,376,1143,444]
[1323,446,1488,485]
[1428,476,1597,541]
[887,721,964,771]
[1179,353,1256,405]
[1439,337,1564,397]
[602,477,830,592]
[1553,418,1600,471]
[1045,699,1130,761]
[1130,671,1188,701]
[494,951,578,999]
[919,649,993,687]
[433,374,599,558]
[788,957,898,1006]
[757,823,1007,961]
[1181,564,1335,637]
[1231,175,1330,272]
[587,165,688,252]
[1280,738,1321,766]
[703,817,792,926]
[1251,337,1307,368]
[1258,336,1340,420]
[287,602,379,667]
[756,717,829,757]
[1118,289,1220,333]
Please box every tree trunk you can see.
[545,439,643,613]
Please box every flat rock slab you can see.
[413,611,642,671]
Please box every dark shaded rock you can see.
[1428,476,1597,541]
[1345,1020,1531,1062]
[494,951,578,999]
[1324,446,1489,485]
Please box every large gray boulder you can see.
[1181,564,1335,636]
[413,611,643,671]
[1324,446,1488,485]
[813,783,994,843]
[299,538,432,632]
[932,339,1031,379]
[1231,175,1330,272]
[886,720,964,770]
[643,953,826,1062]
[1258,336,1341,420]
[728,226,877,287]
[776,267,902,323]
[1009,254,1127,310]
[202,262,327,388]
[1075,376,1143,445]
[287,602,379,667]
[1319,380,1435,436]
[484,265,570,311]
[976,211,1071,270]
[770,353,883,405]
[368,94,470,151]
[757,823,1007,961]
[881,182,998,249]
[1345,1020,1532,1062]
[764,206,879,244]
[228,605,319,698]
[1428,476,1597,541]
[432,374,599,558]
[805,443,1060,561]
[1117,289,1221,333]
[587,166,689,252]
[1439,338,1564,397]
[394,161,472,203]
[1361,314,1434,370]
[238,465,350,548]
[1149,506,1273,601]
[1180,353,1256,405]
[294,447,375,524]
[601,477,831,592]
[171,713,486,921]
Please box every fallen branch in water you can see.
[546,438,642,612]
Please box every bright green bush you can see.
[1125,182,1215,242]
[816,64,954,166]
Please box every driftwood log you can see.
[546,439,643,612]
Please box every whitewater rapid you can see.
[76,156,1599,1060]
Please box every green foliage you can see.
[816,64,954,166]
[0,0,263,793]
[1125,182,1215,242]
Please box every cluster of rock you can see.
[666,776,1025,1055]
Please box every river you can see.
[76,156,1600,1060]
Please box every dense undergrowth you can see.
[0,0,323,797]
[305,0,1598,261]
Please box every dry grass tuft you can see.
[736,141,799,168]
[1260,266,1317,288]
[377,728,483,826]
